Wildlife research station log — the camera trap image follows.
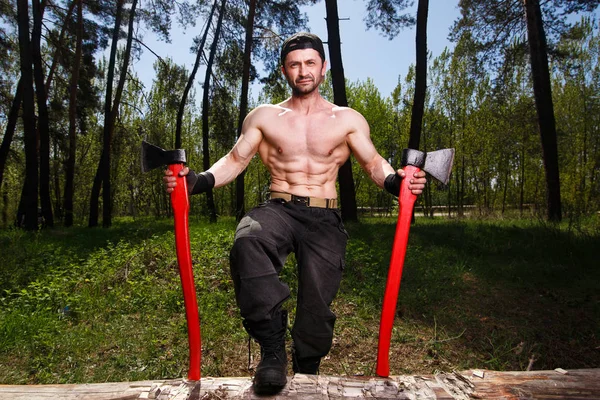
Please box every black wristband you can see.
[384,173,402,196]
[186,170,215,195]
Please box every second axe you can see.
[376,147,455,377]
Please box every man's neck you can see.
[287,91,324,115]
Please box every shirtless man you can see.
[164,32,426,394]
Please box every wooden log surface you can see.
[0,369,598,399]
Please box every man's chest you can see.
[260,115,349,158]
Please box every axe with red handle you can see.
[141,140,201,381]
[376,148,454,378]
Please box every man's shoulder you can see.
[331,105,357,114]
[254,103,290,113]
[248,104,291,119]
[308,99,365,121]
[331,105,367,122]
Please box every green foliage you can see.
[553,16,600,215]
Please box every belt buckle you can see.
[293,195,309,206]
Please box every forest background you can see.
[2,0,600,228]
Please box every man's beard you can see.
[288,74,323,96]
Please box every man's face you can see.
[281,48,327,96]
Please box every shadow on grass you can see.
[338,218,600,373]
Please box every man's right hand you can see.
[164,168,215,195]
[163,166,190,194]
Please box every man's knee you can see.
[291,307,336,358]
[230,237,291,321]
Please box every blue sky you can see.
[302,1,459,97]
[131,1,460,101]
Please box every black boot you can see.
[243,311,288,394]
[292,343,321,375]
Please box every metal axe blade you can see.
[140,140,187,173]
[400,148,455,185]
[423,148,455,185]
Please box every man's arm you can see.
[207,121,262,188]
[164,109,263,193]
[346,110,426,195]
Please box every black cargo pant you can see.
[230,198,349,362]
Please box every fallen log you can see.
[0,368,598,399]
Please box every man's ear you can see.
[321,60,327,77]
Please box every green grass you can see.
[0,216,598,383]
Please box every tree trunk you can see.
[2,191,8,226]
[0,77,23,193]
[324,0,358,222]
[235,0,256,221]
[16,0,38,231]
[46,0,77,94]
[202,0,226,223]
[53,140,62,220]
[32,0,53,227]
[89,0,124,227]
[459,155,465,216]
[407,0,429,150]
[176,0,219,149]
[64,0,83,227]
[89,155,104,227]
[501,160,509,215]
[102,0,137,228]
[520,133,526,216]
[523,0,562,222]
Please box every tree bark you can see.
[523,0,562,222]
[64,0,83,227]
[0,77,23,194]
[45,0,77,95]
[32,0,53,227]
[234,0,256,221]
[202,0,226,223]
[176,0,219,149]
[101,0,137,228]
[53,140,62,220]
[324,0,358,222]
[89,0,124,227]
[16,0,39,230]
[407,0,429,150]
[520,132,526,216]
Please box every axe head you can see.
[140,140,187,173]
[401,148,455,185]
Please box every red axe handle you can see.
[376,165,419,377]
[169,163,201,381]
